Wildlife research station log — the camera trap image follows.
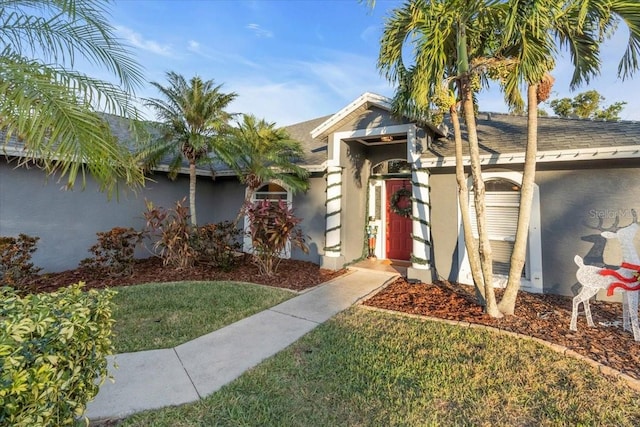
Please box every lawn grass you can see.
[121,307,640,426]
[111,281,295,353]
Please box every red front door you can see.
[386,180,412,260]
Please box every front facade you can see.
[2,92,639,298]
[298,93,640,297]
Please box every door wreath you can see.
[390,188,412,218]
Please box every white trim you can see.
[243,181,293,258]
[457,171,543,293]
[423,144,640,168]
[367,179,384,258]
[325,165,343,257]
[311,92,392,139]
[411,165,430,269]
[329,125,418,167]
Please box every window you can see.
[458,171,543,293]
[469,178,523,277]
[254,183,288,202]
[371,159,411,175]
[244,182,292,258]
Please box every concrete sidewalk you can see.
[84,268,398,421]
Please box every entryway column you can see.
[408,166,432,282]
[321,165,345,270]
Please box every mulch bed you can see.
[25,256,347,294]
[363,278,640,380]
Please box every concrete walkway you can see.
[84,268,398,421]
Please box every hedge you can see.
[0,283,115,426]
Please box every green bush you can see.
[0,283,116,426]
[81,227,143,277]
[0,234,41,288]
[193,221,243,271]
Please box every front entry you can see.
[385,180,412,260]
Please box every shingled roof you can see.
[423,113,640,167]
[284,115,331,169]
[1,113,330,178]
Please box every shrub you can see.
[0,234,41,287]
[143,198,196,269]
[193,221,243,271]
[0,283,116,426]
[245,199,308,276]
[81,227,143,277]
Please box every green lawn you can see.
[111,281,295,353]
[119,307,640,426]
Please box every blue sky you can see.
[96,0,640,125]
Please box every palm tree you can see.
[142,72,237,226]
[0,0,145,195]
[219,114,310,225]
[496,0,640,315]
[378,0,505,317]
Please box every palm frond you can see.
[0,55,144,194]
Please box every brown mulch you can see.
[21,258,640,381]
[363,278,640,381]
[26,256,347,294]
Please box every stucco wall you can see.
[340,140,369,262]
[0,161,243,272]
[428,171,460,282]
[537,160,640,296]
[427,160,640,296]
[335,107,410,133]
[291,175,326,263]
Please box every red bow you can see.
[600,262,640,296]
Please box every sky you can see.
[87,0,640,126]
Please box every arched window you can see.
[371,159,411,176]
[459,171,543,293]
[469,178,522,277]
[244,182,292,257]
[254,183,289,202]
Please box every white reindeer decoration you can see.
[571,212,640,340]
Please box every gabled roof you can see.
[423,113,640,167]
[310,92,392,140]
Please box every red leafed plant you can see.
[244,199,308,276]
[0,234,41,288]
[143,198,196,269]
[81,227,143,277]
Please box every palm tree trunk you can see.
[189,162,197,226]
[233,186,258,229]
[499,83,538,315]
[451,104,486,304]
[460,77,501,318]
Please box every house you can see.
[2,92,639,298]
[299,93,640,297]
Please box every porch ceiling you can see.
[346,132,408,146]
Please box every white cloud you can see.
[291,50,392,102]
[116,25,174,57]
[360,25,380,43]
[224,50,394,126]
[246,23,274,38]
[228,80,336,126]
[187,40,201,53]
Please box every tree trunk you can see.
[499,83,538,315]
[451,103,486,304]
[189,162,197,226]
[460,76,501,318]
[233,182,260,230]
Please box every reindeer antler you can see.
[584,214,620,233]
